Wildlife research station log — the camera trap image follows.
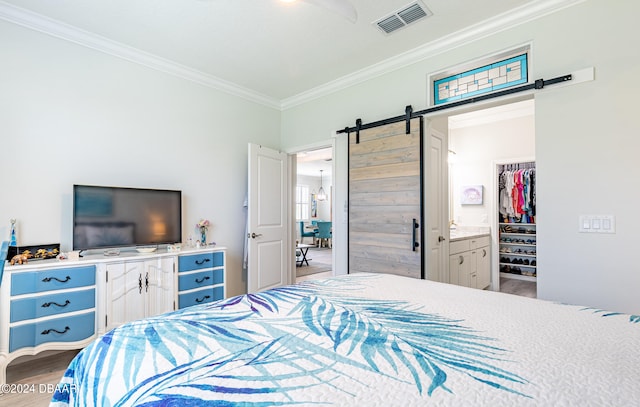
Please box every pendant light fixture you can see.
[317,170,327,201]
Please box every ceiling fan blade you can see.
[302,0,357,23]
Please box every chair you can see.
[314,221,332,248]
[299,221,315,244]
[0,241,8,286]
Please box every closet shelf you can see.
[499,243,536,247]
[500,253,537,258]
[499,262,536,268]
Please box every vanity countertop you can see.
[449,228,490,242]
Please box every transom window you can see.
[430,45,530,106]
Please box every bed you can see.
[51,273,640,406]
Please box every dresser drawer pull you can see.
[42,275,71,283]
[41,326,70,335]
[195,258,211,265]
[42,300,71,308]
[195,295,211,303]
[195,276,211,284]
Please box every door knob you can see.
[250,232,262,239]
[438,235,446,242]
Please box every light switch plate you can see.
[579,215,615,233]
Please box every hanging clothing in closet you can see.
[499,164,536,223]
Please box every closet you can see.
[498,162,537,281]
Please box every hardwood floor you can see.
[3,350,78,406]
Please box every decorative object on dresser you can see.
[9,219,17,246]
[7,243,61,264]
[196,219,210,246]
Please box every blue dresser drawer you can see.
[10,288,95,323]
[178,269,224,292]
[179,252,224,272]
[178,286,224,309]
[11,266,96,296]
[9,311,95,352]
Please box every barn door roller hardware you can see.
[338,74,572,135]
[355,118,362,144]
[405,105,413,134]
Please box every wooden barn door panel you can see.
[349,118,423,278]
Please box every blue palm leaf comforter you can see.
[51,273,640,406]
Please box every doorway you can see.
[294,146,334,282]
[444,98,537,297]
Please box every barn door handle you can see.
[412,218,420,251]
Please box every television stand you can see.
[103,248,121,256]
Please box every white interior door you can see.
[425,123,448,283]
[247,143,290,293]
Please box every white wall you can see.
[449,113,535,226]
[281,1,640,314]
[0,20,282,298]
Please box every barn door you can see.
[348,117,423,278]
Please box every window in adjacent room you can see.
[296,185,310,220]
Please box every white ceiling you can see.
[297,147,332,177]
[0,0,579,108]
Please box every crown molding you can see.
[0,1,281,110]
[0,0,584,112]
[280,0,585,110]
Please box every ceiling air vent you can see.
[374,1,432,35]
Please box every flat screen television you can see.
[73,185,182,251]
